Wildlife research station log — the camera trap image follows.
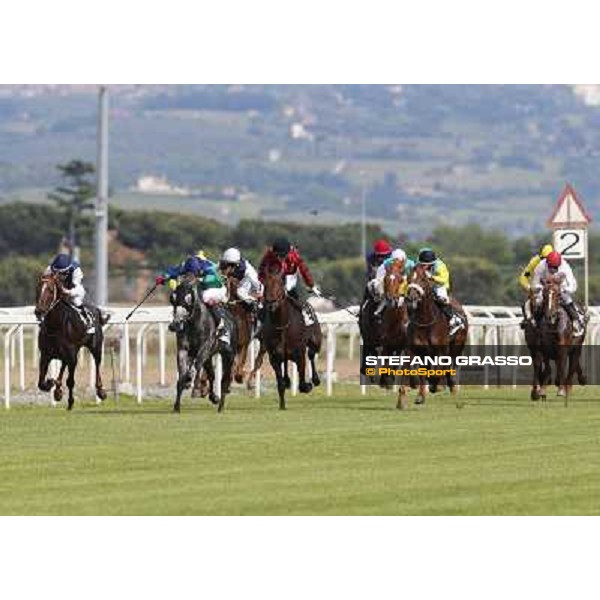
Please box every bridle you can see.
[36,274,62,318]
[406,271,438,328]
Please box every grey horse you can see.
[170,279,237,413]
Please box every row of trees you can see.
[2,196,598,307]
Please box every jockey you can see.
[156,253,230,341]
[365,239,393,281]
[158,249,211,291]
[519,243,553,328]
[45,253,95,333]
[531,251,584,336]
[258,237,320,326]
[368,248,415,317]
[219,247,263,313]
[258,237,320,299]
[417,248,464,336]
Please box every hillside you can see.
[1,84,599,236]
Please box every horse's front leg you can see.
[556,347,568,397]
[269,351,286,410]
[38,352,54,392]
[247,341,266,390]
[217,349,236,413]
[53,362,67,402]
[293,347,312,394]
[90,338,107,401]
[66,355,78,411]
[415,375,428,405]
[174,345,193,413]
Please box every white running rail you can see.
[2,305,600,408]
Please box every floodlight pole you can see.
[360,179,367,259]
[95,85,109,306]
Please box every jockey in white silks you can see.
[530,250,584,336]
[44,253,95,333]
[219,247,263,309]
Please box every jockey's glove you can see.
[309,286,322,297]
[155,275,166,286]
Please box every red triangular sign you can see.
[548,184,592,228]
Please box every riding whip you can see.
[126,283,158,321]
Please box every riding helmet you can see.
[221,247,241,264]
[418,248,437,265]
[373,239,392,255]
[50,253,72,273]
[272,237,291,257]
[546,251,562,268]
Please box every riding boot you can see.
[565,302,584,336]
[211,305,231,344]
[438,301,463,336]
[373,298,387,319]
[78,306,96,334]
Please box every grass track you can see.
[2,386,600,515]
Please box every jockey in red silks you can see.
[365,239,393,281]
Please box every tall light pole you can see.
[360,173,367,259]
[95,86,109,306]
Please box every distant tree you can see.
[48,160,96,257]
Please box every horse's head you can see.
[169,278,198,331]
[383,260,405,307]
[405,263,432,311]
[35,272,61,320]
[263,267,286,312]
[541,274,562,324]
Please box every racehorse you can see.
[170,278,237,413]
[527,275,586,401]
[398,263,467,408]
[224,276,254,385]
[378,261,410,389]
[358,285,385,385]
[35,272,108,410]
[261,268,321,409]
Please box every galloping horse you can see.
[170,279,237,413]
[358,286,385,384]
[399,263,467,408]
[527,275,586,401]
[378,261,410,388]
[35,272,108,410]
[224,276,254,385]
[261,268,321,409]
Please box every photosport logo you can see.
[360,345,600,386]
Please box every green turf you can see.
[2,386,600,515]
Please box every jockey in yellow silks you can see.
[417,248,464,336]
[518,243,553,327]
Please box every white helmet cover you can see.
[222,247,241,264]
[391,248,407,262]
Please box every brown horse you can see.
[379,261,410,389]
[261,269,321,409]
[223,276,255,385]
[35,272,108,410]
[398,263,467,408]
[528,276,586,401]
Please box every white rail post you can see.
[360,340,366,396]
[89,347,96,392]
[32,324,38,369]
[326,324,335,397]
[158,322,166,386]
[136,323,150,404]
[291,362,298,396]
[4,325,18,409]
[121,322,130,383]
[18,325,25,391]
[348,328,356,360]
